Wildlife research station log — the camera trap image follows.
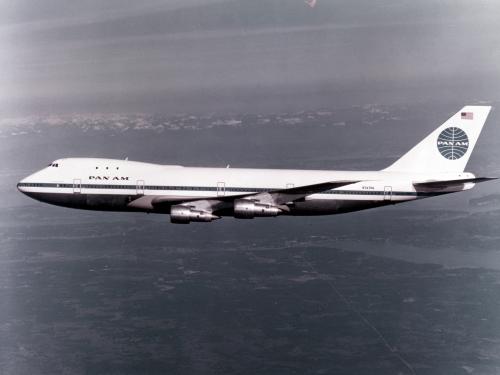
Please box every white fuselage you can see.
[16,106,491,222]
[17,158,473,217]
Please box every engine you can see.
[170,205,219,224]
[233,199,282,219]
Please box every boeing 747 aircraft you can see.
[17,106,496,224]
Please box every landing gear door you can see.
[73,179,82,194]
[136,180,145,195]
[384,186,392,201]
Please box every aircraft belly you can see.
[86,194,133,210]
[24,191,397,216]
[23,192,136,212]
[289,199,391,215]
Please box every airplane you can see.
[17,106,496,224]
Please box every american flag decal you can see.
[461,112,473,120]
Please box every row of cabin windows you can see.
[47,163,119,170]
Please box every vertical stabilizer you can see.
[384,106,492,173]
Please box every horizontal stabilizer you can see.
[414,177,497,189]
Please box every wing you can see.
[151,180,359,213]
[247,181,359,205]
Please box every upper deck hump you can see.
[52,157,183,169]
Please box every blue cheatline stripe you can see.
[17,182,444,197]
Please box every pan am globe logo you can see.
[437,127,469,160]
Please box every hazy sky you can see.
[1,0,500,115]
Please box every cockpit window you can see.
[48,163,59,167]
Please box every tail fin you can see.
[384,106,492,173]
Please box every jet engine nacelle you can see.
[170,205,219,224]
[233,199,282,219]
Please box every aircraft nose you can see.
[17,171,39,194]
[17,177,30,194]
